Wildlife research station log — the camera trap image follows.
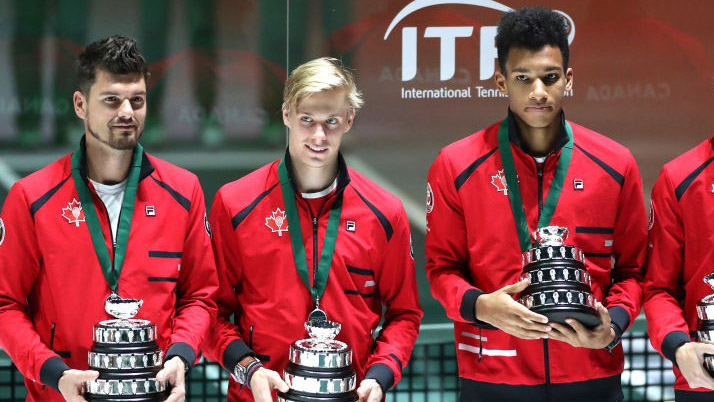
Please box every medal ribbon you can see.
[278,159,342,307]
[70,142,143,292]
[497,117,573,252]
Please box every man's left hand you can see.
[356,379,383,402]
[156,356,186,402]
[548,302,616,349]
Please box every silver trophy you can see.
[696,273,714,376]
[85,294,168,401]
[277,311,358,402]
[517,226,601,328]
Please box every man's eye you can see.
[104,96,118,102]
[326,118,338,124]
[544,74,559,83]
[131,97,145,104]
[516,75,528,82]
[301,116,313,123]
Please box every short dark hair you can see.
[495,7,569,74]
[76,35,149,93]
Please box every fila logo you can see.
[346,220,356,232]
[145,206,156,216]
[573,179,584,190]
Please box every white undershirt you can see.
[534,156,547,163]
[301,178,338,199]
[89,178,127,243]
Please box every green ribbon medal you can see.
[71,142,143,292]
[497,117,573,252]
[277,159,342,318]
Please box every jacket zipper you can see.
[536,157,552,402]
[42,323,57,390]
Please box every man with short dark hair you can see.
[425,7,647,401]
[0,35,218,402]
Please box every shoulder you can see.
[346,167,405,224]
[214,160,280,211]
[13,154,73,202]
[660,137,714,184]
[568,121,636,173]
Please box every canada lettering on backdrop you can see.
[384,0,575,99]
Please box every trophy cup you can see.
[277,313,358,402]
[84,294,169,401]
[517,226,601,328]
[696,273,714,376]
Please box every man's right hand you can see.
[249,367,289,402]
[675,342,714,390]
[58,369,99,402]
[475,279,551,339]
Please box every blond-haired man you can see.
[204,57,423,402]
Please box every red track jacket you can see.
[0,139,218,401]
[425,113,647,402]
[644,136,714,399]
[204,152,423,401]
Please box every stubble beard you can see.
[86,110,140,151]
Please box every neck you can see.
[290,157,338,194]
[512,114,561,158]
[86,140,134,185]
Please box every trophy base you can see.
[277,389,358,402]
[536,307,601,329]
[86,392,168,402]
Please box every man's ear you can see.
[494,70,507,94]
[73,91,87,120]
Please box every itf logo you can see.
[384,0,576,82]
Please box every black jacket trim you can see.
[584,253,610,258]
[231,183,279,230]
[675,155,714,201]
[462,288,496,328]
[148,251,182,258]
[222,339,254,371]
[165,342,196,370]
[148,277,178,283]
[40,356,71,393]
[354,188,394,242]
[150,176,190,212]
[459,374,622,402]
[674,389,714,401]
[365,363,395,392]
[607,306,629,336]
[388,353,403,370]
[30,174,71,218]
[455,147,498,191]
[574,144,625,187]
[662,330,691,366]
[346,265,374,276]
[344,290,377,298]
[576,226,614,234]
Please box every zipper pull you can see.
[478,327,483,362]
[312,217,317,225]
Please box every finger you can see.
[549,322,576,337]
[367,389,382,402]
[513,303,549,324]
[272,376,290,393]
[596,303,612,326]
[515,313,551,330]
[502,279,530,295]
[78,370,100,382]
[156,362,175,382]
[564,318,588,335]
[164,387,183,402]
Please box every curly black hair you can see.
[495,7,569,74]
[76,35,149,93]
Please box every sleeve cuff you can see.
[461,288,494,328]
[40,356,71,393]
[365,363,395,391]
[165,342,197,370]
[607,306,630,334]
[222,339,254,371]
[662,331,691,366]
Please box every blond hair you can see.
[282,57,364,113]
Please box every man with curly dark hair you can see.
[425,7,646,401]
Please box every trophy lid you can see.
[704,273,714,292]
[533,226,569,247]
[105,293,143,320]
[305,318,341,341]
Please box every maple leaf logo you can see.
[62,198,85,227]
[265,208,288,236]
[491,170,509,195]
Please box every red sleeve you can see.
[365,206,423,389]
[0,182,68,384]
[166,178,218,365]
[643,166,690,363]
[202,190,253,371]
[604,154,648,333]
[425,151,485,324]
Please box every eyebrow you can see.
[511,66,563,73]
[98,91,147,96]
